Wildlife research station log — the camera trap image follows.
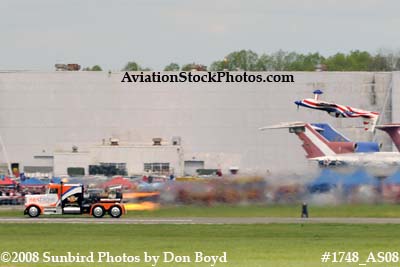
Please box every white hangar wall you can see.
[53,145,182,177]
[0,71,393,175]
[392,72,400,128]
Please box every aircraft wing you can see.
[259,122,306,131]
[312,155,357,163]
[317,102,336,108]
[259,121,324,131]
[376,124,400,129]
[312,152,400,166]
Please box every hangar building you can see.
[0,71,398,177]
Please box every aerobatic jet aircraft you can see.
[294,90,379,132]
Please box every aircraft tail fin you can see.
[313,89,323,101]
[260,122,347,158]
[363,115,379,132]
[376,124,400,152]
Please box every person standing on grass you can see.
[301,202,308,218]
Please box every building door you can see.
[184,160,204,176]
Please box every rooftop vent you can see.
[55,63,81,71]
[172,136,181,146]
[110,138,119,146]
[152,138,162,146]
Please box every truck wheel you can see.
[109,206,122,218]
[27,206,40,218]
[92,206,105,218]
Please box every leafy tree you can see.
[209,58,230,71]
[122,61,141,71]
[181,63,207,71]
[324,51,375,71]
[210,50,259,71]
[224,50,259,71]
[395,57,400,71]
[378,50,400,71]
[346,50,372,71]
[91,65,102,71]
[82,65,103,71]
[270,50,289,71]
[369,54,390,71]
[325,53,349,71]
[280,52,301,71]
[255,54,274,71]
[209,60,224,71]
[301,53,325,71]
[164,63,180,71]
[285,52,325,71]
[181,63,194,71]
[118,49,400,72]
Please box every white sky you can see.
[0,0,399,71]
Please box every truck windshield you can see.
[48,188,58,194]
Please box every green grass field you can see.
[129,204,400,218]
[1,223,400,267]
[2,204,400,218]
[2,205,400,266]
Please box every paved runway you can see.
[2,217,400,224]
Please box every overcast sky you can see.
[1,0,399,71]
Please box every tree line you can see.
[85,49,400,72]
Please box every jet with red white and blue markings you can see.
[294,90,379,132]
[259,122,400,174]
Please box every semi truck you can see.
[24,182,126,218]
